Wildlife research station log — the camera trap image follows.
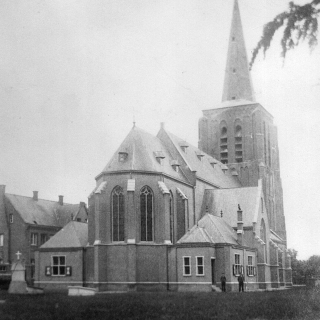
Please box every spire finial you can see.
[222,0,255,102]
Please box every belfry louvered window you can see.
[140,186,153,242]
[235,124,243,162]
[220,126,228,164]
[112,186,125,242]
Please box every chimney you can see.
[160,122,165,129]
[80,201,85,207]
[59,195,63,206]
[33,191,38,201]
[237,208,243,245]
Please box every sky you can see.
[0,0,319,260]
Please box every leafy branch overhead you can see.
[250,0,320,69]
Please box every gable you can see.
[40,221,88,248]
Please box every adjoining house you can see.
[0,186,88,284]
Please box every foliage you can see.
[288,249,320,284]
[250,0,320,69]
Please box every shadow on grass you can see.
[0,287,319,320]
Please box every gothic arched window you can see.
[170,191,174,243]
[112,186,125,242]
[140,186,153,242]
[260,219,267,263]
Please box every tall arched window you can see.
[112,186,125,242]
[260,219,267,263]
[170,191,174,243]
[140,186,153,241]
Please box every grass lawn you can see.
[0,287,319,320]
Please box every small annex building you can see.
[35,221,88,290]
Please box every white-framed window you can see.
[247,255,256,276]
[31,233,38,246]
[183,256,191,276]
[196,256,204,276]
[52,256,66,276]
[9,214,13,223]
[233,253,243,276]
[0,234,3,246]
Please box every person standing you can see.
[238,273,245,292]
[220,274,226,292]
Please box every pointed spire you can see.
[222,0,255,102]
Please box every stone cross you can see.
[16,251,22,261]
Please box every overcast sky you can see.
[0,0,319,260]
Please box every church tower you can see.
[198,0,286,240]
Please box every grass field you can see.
[0,287,318,320]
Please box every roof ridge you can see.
[6,193,80,206]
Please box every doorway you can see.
[211,259,215,285]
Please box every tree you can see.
[288,249,307,284]
[250,0,320,69]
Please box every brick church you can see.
[34,0,292,292]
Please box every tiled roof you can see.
[40,221,88,248]
[6,194,82,227]
[101,126,188,183]
[202,185,261,227]
[159,129,241,188]
[178,213,240,245]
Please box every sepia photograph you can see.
[0,0,320,319]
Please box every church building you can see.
[34,0,292,292]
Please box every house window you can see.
[112,186,125,242]
[140,186,153,242]
[40,234,48,245]
[183,256,191,276]
[31,233,38,246]
[9,214,13,223]
[247,256,255,276]
[52,256,66,276]
[0,234,3,246]
[233,253,242,276]
[196,256,204,276]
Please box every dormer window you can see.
[233,68,236,73]
[118,152,128,162]
[232,36,235,41]
[196,151,205,161]
[170,160,180,172]
[179,141,189,153]
[154,151,165,165]
[221,164,228,174]
[209,158,218,168]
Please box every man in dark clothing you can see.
[238,274,245,292]
[220,274,226,292]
